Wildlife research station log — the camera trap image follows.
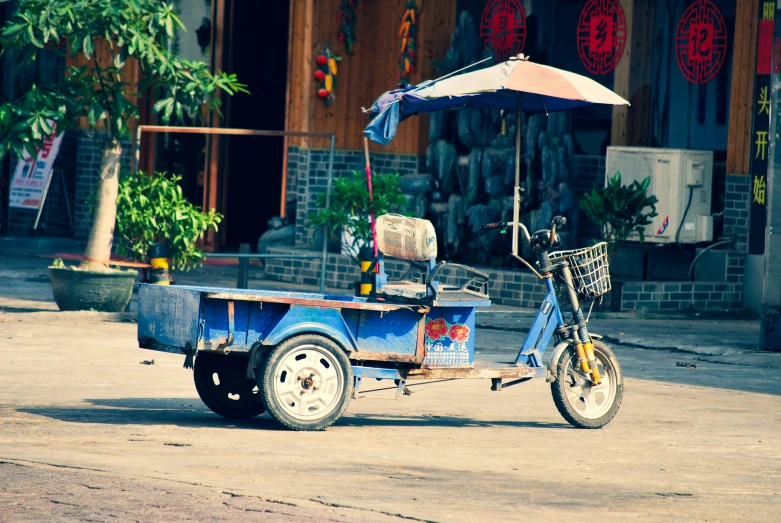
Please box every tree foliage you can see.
[580,172,659,258]
[116,171,222,271]
[0,0,247,157]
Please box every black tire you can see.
[193,352,266,419]
[551,340,623,429]
[260,334,353,431]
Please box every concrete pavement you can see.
[1,317,780,521]
[1,247,780,521]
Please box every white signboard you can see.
[9,123,64,210]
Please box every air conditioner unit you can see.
[605,147,714,244]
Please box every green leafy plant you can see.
[0,0,246,271]
[580,172,659,259]
[115,171,221,271]
[309,171,407,263]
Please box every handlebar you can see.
[478,221,508,232]
[550,216,567,244]
[478,216,566,250]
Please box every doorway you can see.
[221,0,290,249]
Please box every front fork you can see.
[560,265,601,385]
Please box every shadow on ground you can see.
[18,397,570,430]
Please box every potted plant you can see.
[115,171,223,278]
[579,172,659,261]
[0,0,246,311]
[308,170,407,264]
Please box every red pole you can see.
[363,137,378,256]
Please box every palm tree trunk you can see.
[81,138,122,271]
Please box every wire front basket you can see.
[548,242,611,301]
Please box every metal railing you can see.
[206,243,324,291]
[133,126,336,294]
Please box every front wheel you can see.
[551,340,623,429]
[260,334,353,431]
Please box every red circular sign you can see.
[676,0,728,84]
[577,0,627,76]
[480,0,526,63]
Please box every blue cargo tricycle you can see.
[137,55,627,431]
[137,211,622,431]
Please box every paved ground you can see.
[1,316,780,522]
[1,248,780,521]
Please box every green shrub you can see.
[308,171,407,262]
[115,171,222,271]
[580,172,658,258]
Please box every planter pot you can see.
[49,267,138,312]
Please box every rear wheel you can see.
[551,340,623,429]
[260,335,353,431]
[193,352,266,419]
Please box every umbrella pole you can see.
[512,103,522,258]
[363,137,379,256]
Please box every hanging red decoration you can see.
[480,0,526,62]
[577,0,627,76]
[398,1,418,84]
[675,0,728,84]
[314,43,341,106]
[337,0,358,54]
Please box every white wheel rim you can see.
[271,344,344,421]
[562,348,617,420]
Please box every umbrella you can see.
[363,55,629,145]
[362,54,629,269]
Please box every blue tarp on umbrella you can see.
[364,57,630,145]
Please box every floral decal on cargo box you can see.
[448,323,470,343]
[424,317,470,355]
[424,318,450,340]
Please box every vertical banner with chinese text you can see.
[8,122,63,210]
[749,1,775,254]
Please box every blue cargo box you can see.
[137,284,489,367]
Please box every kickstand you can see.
[352,376,363,399]
[394,379,412,399]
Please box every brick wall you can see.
[621,282,743,311]
[723,174,749,287]
[287,146,423,247]
[275,151,748,312]
[6,131,78,236]
[73,133,132,240]
[264,247,549,308]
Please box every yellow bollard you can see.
[149,243,170,285]
[358,246,373,296]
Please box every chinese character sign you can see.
[675,0,728,84]
[8,121,63,210]
[577,0,627,76]
[480,0,526,63]
[748,2,775,255]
